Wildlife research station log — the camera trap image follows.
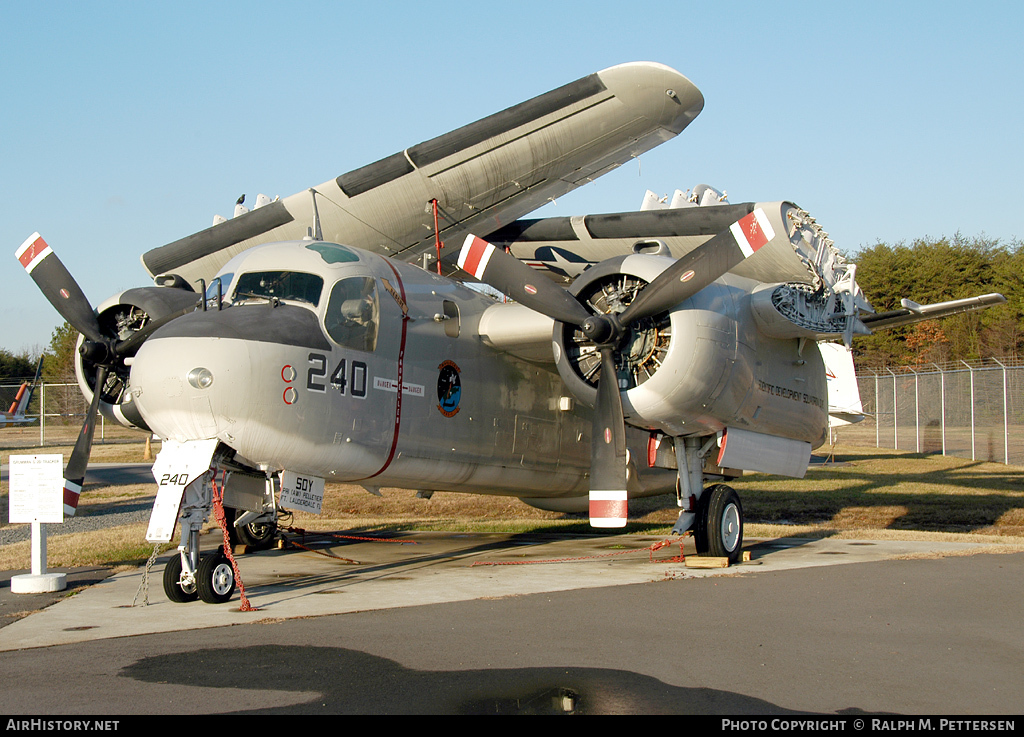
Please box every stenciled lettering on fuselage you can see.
[756,379,825,410]
[436,360,462,417]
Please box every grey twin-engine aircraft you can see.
[17,62,1004,604]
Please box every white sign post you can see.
[8,454,67,593]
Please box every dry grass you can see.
[2,441,1024,571]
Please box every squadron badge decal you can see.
[436,360,462,417]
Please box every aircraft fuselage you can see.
[129,240,828,502]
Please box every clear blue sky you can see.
[3,1,1021,355]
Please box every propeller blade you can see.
[619,207,776,325]
[16,233,105,344]
[62,365,108,517]
[589,347,628,528]
[458,235,592,326]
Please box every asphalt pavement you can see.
[0,529,1021,716]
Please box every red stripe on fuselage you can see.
[361,259,409,481]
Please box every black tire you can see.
[162,553,198,603]
[197,550,236,604]
[225,507,277,551]
[694,484,744,563]
[236,518,277,550]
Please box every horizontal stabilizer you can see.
[862,293,1006,330]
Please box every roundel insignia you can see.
[524,284,538,295]
[680,269,695,283]
[437,360,462,417]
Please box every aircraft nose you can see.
[597,61,704,135]
[129,334,253,443]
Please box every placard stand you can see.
[11,522,66,593]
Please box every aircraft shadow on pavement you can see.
[120,644,883,715]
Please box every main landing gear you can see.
[670,436,745,564]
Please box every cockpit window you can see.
[324,277,378,352]
[233,271,324,307]
[306,242,361,264]
[206,273,233,300]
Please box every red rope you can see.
[212,473,258,611]
[282,525,417,546]
[470,538,686,566]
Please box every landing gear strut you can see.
[670,436,744,563]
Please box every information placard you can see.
[8,455,64,524]
[280,470,325,514]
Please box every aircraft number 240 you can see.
[307,353,368,398]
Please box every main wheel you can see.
[226,507,278,551]
[197,550,236,604]
[163,553,198,603]
[694,484,744,563]
[236,518,277,550]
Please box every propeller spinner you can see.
[459,209,774,527]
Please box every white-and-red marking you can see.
[458,235,496,280]
[63,479,81,517]
[590,490,628,528]
[16,232,52,274]
[730,208,775,258]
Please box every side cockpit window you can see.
[234,271,324,307]
[325,277,378,352]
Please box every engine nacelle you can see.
[75,286,200,431]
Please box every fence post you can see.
[887,367,898,450]
[993,358,1009,464]
[961,361,975,461]
[910,366,920,453]
[39,381,45,447]
[933,363,946,458]
[873,369,880,448]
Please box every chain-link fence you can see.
[1,381,140,448]
[8,361,1024,463]
[840,358,1024,465]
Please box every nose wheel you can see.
[162,548,237,604]
[694,484,744,563]
[162,552,198,603]
[197,549,236,604]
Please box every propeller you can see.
[16,232,195,516]
[459,208,775,527]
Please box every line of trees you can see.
[851,234,1023,367]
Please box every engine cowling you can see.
[552,253,747,437]
[75,286,200,430]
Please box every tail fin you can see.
[6,356,43,419]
